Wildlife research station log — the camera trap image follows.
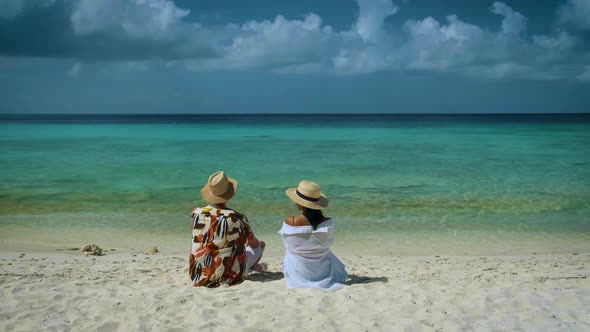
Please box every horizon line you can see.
[1,112,590,116]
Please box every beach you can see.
[1,114,590,330]
[1,249,589,331]
[3,0,590,328]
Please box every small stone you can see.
[81,244,102,256]
[146,247,159,254]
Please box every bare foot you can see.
[252,262,268,273]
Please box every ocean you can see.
[1,114,589,255]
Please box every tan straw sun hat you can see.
[285,180,329,210]
[200,171,238,204]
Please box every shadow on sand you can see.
[345,274,389,285]
[248,271,388,285]
[247,270,284,282]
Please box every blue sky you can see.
[0,0,589,114]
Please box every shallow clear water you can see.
[1,114,589,254]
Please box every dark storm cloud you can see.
[0,0,218,61]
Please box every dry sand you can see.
[1,250,589,331]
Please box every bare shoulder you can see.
[285,215,310,227]
[284,215,296,226]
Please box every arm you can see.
[238,212,261,248]
[247,232,261,248]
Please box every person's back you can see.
[189,171,264,288]
[190,205,252,287]
[280,180,348,291]
[281,218,334,259]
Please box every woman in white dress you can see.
[279,180,348,291]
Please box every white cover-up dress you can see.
[278,219,348,291]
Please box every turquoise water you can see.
[1,114,589,253]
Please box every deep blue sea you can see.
[1,114,589,254]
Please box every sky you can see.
[0,0,589,114]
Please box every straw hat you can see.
[285,180,329,210]
[200,171,238,204]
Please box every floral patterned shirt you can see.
[189,205,253,287]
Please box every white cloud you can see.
[403,15,484,42]
[326,0,399,74]
[71,0,189,37]
[67,62,81,78]
[533,31,576,50]
[578,66,590,81]
[332,46,397,74]
[464,62,532,80]
[530,31,579,67]
[182,0,588,81]
[558,0,590,30]
[489,1,527,35]
[62,0,215,60]
[354,0,399,43]
[400,15,490,71]
[186,13,342,71]
[187,0,400,74]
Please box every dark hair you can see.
[303,207,324,230]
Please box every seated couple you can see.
[189,170,348,291]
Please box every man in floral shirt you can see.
[189,171,265,287]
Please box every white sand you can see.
[1,250,589,331]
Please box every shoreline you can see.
[1,251,588,331]
[1,225,589,257]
